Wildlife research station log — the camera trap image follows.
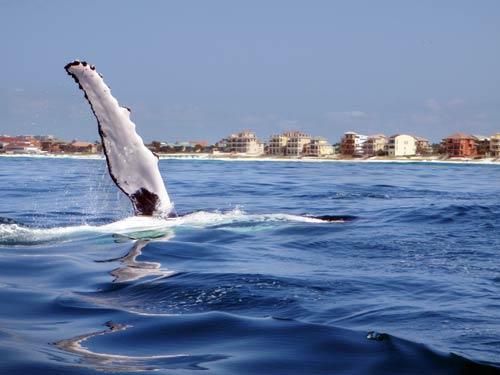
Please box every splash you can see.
[0,209,342,246]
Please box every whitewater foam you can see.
[0,209,327,246]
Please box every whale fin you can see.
[65,60,174,217]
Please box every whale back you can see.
[65,60,174,217]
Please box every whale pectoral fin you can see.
[65,60,174,217]
[131,188,159,216]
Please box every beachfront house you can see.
[490,133,500,157]
[472,135,490,156]
[415,137,432,155]
[387,134,417,156]
[0,135,42,154]
[267,133,290,155]
[40,140,66,153]
[69,141,97,153]
[340,132,368,156]
[444,133,477,157]
[4,141,41,154]
[363,134,387,156]
[304,137,334,157]
[283,131,311,156]
[225,131,264,155]
[267,131,333,157]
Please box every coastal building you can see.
[472,135,490,156]
[444,133,477,157]
[267,134,290,155]
[304,137,334,157]
[284,131,311,156]
[224,131,264,155]
[415,137,432,155]
[212,139,228,154]
[340,132,368,156]
[0,136,17,145]
[41,140,64,153]
[387,134,417,156]
[267,131,333,157]
[3,141,41,154]
[0,135,41,154]
[363,134,387,156]
[490,133,500,157]
[69,141,97,153]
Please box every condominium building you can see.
[472,135,490,156]
[415,137,432,155]
[387,134,417,156]
[363,134,387,156]
[225,131,264,155]
[304,137,334,156]
[267,131,334,157]
[284,131,311,156]
[267,134,290,155]
[490,133,500,157]
[444,133,477,157]
[340,132,368,156]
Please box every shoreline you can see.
[1,152,499,165]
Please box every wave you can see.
[48,312,500,374]
[53,320,226,372]
[0,209,343,246]
[384,203,500,225]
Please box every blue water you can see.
[0,157,499,374]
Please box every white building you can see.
[387,134,417,156]
[490,133,500,157]
[304,137,334,156]
[225,131,264,155]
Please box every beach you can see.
[1,152,499,165]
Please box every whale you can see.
[64,60,354,223]
[65,60,174,217]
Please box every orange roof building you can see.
[444,133,477,157]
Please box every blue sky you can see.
[1,0,499,143]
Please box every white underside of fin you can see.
[65,61,173,217]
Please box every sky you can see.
[0,0,499,143]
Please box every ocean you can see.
[0,156,499,374]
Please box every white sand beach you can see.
[1,152,499,165]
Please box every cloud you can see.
[424,98,441,112]
[446,98,465,108]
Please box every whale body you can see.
[65,60,174,217]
